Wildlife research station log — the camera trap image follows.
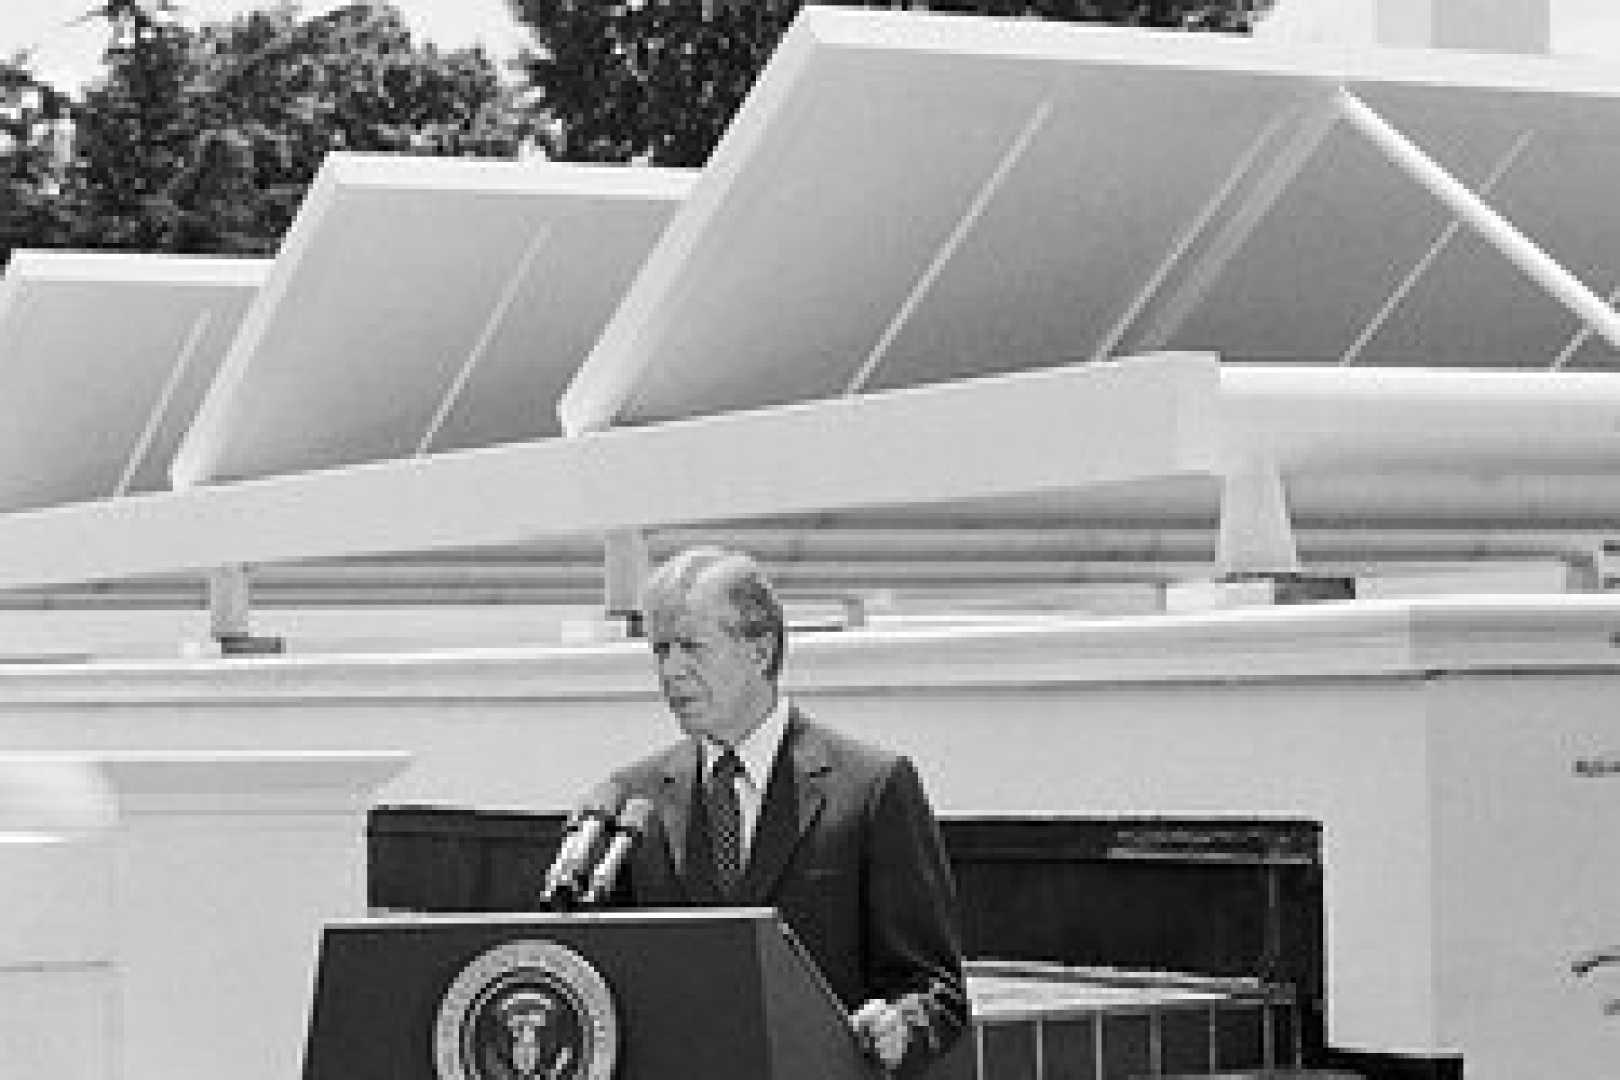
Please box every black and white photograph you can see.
[0,2,1617,1078]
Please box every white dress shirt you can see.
[702,696,790,864]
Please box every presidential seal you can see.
[434,939,617,1080]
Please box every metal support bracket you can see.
[1216,454,1300,578]
[208,563,283,656]
[603,529,651,637]
[1336,89,1620,355]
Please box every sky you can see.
[0,0,1618,91]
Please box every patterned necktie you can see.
[707,748,744,894]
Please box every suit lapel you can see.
[737,708,828,901]
[657,739,702,897]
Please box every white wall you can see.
[806,678,1442,1049]
[0,839,114,1080]
[0,597,1616,1075]
[1427,673,1620,1079]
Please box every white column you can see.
[103,751,409,1080]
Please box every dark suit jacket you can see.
[607,707,968,1076]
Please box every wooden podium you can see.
[302,908,888,1080]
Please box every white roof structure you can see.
[0,252,266,514]
[0,355,1222,588]
[172,155,693,486]
[4,9,1620,596]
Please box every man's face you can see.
[646,582,771,746]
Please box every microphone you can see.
[581,797,655,905]
[539,781,623,910]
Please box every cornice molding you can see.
[1,597,1618,706]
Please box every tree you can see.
[0,54,75,265]
[63,1,533,255]
[67,0,204,250]
[510,0,1272,168]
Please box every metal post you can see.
[209,563,251,642]
[1341,130,1535,366]
[603,529,651,637]
[208,563,283,656]
[1551,283,1620,371]
[1336,89,1620,353]
[1216,455,1299,578]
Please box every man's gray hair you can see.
[644,546,786,679]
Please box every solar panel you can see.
[559,8,1620,434]
[6,12,1620,590]
[172,154,693,487]
[0,251,265,512]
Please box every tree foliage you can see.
[6,1,530,263]
[0,53,75,261]
[511,0,1270,167]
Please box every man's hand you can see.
[851,998,908,1071]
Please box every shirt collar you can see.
[705,694,790,789]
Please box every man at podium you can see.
[577,546,967,1076]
